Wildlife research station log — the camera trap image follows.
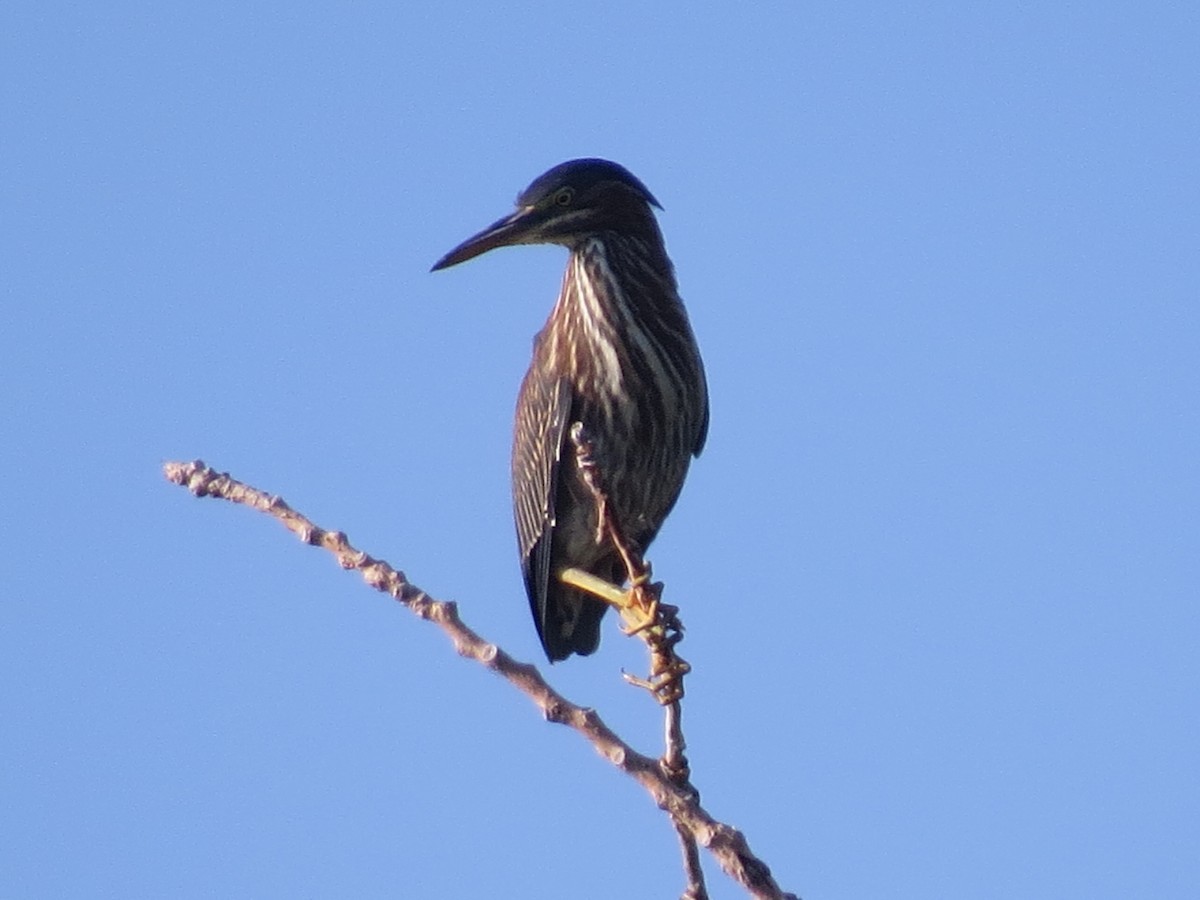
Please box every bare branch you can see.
[163,459,798,900]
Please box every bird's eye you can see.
[554,188,574,207]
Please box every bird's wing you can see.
[512,369,573,654]
[692,343,711,456]
[694,379,710,456]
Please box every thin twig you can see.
[663,701,689,783]
[663,701,706,898]
[674,811,711,900]
[163,459,797,900]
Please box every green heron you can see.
[432,159,708,662]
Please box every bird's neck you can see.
[565,234,679,319]
[541,235,685,396]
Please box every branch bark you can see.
[163,459,798,900]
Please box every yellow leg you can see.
[558,567,627,607]
[559,567,662,636]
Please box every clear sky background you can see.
[2,4,1197,898]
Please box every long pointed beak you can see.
[430,206,540,271]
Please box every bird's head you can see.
[431,158,662,271]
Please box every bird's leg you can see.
[569,423,611,547]
[568,423,657,633]
[567,423,691,707]
[557,567,659,637]
[558,566,626,607]
[567,424,642,584]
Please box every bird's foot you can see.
[558,569,687,702]
[617,580,661,636]
[621,581,690,705]
[624,652,690,705]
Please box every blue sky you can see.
[2,3,1197,898]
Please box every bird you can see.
[432,158,708,662]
